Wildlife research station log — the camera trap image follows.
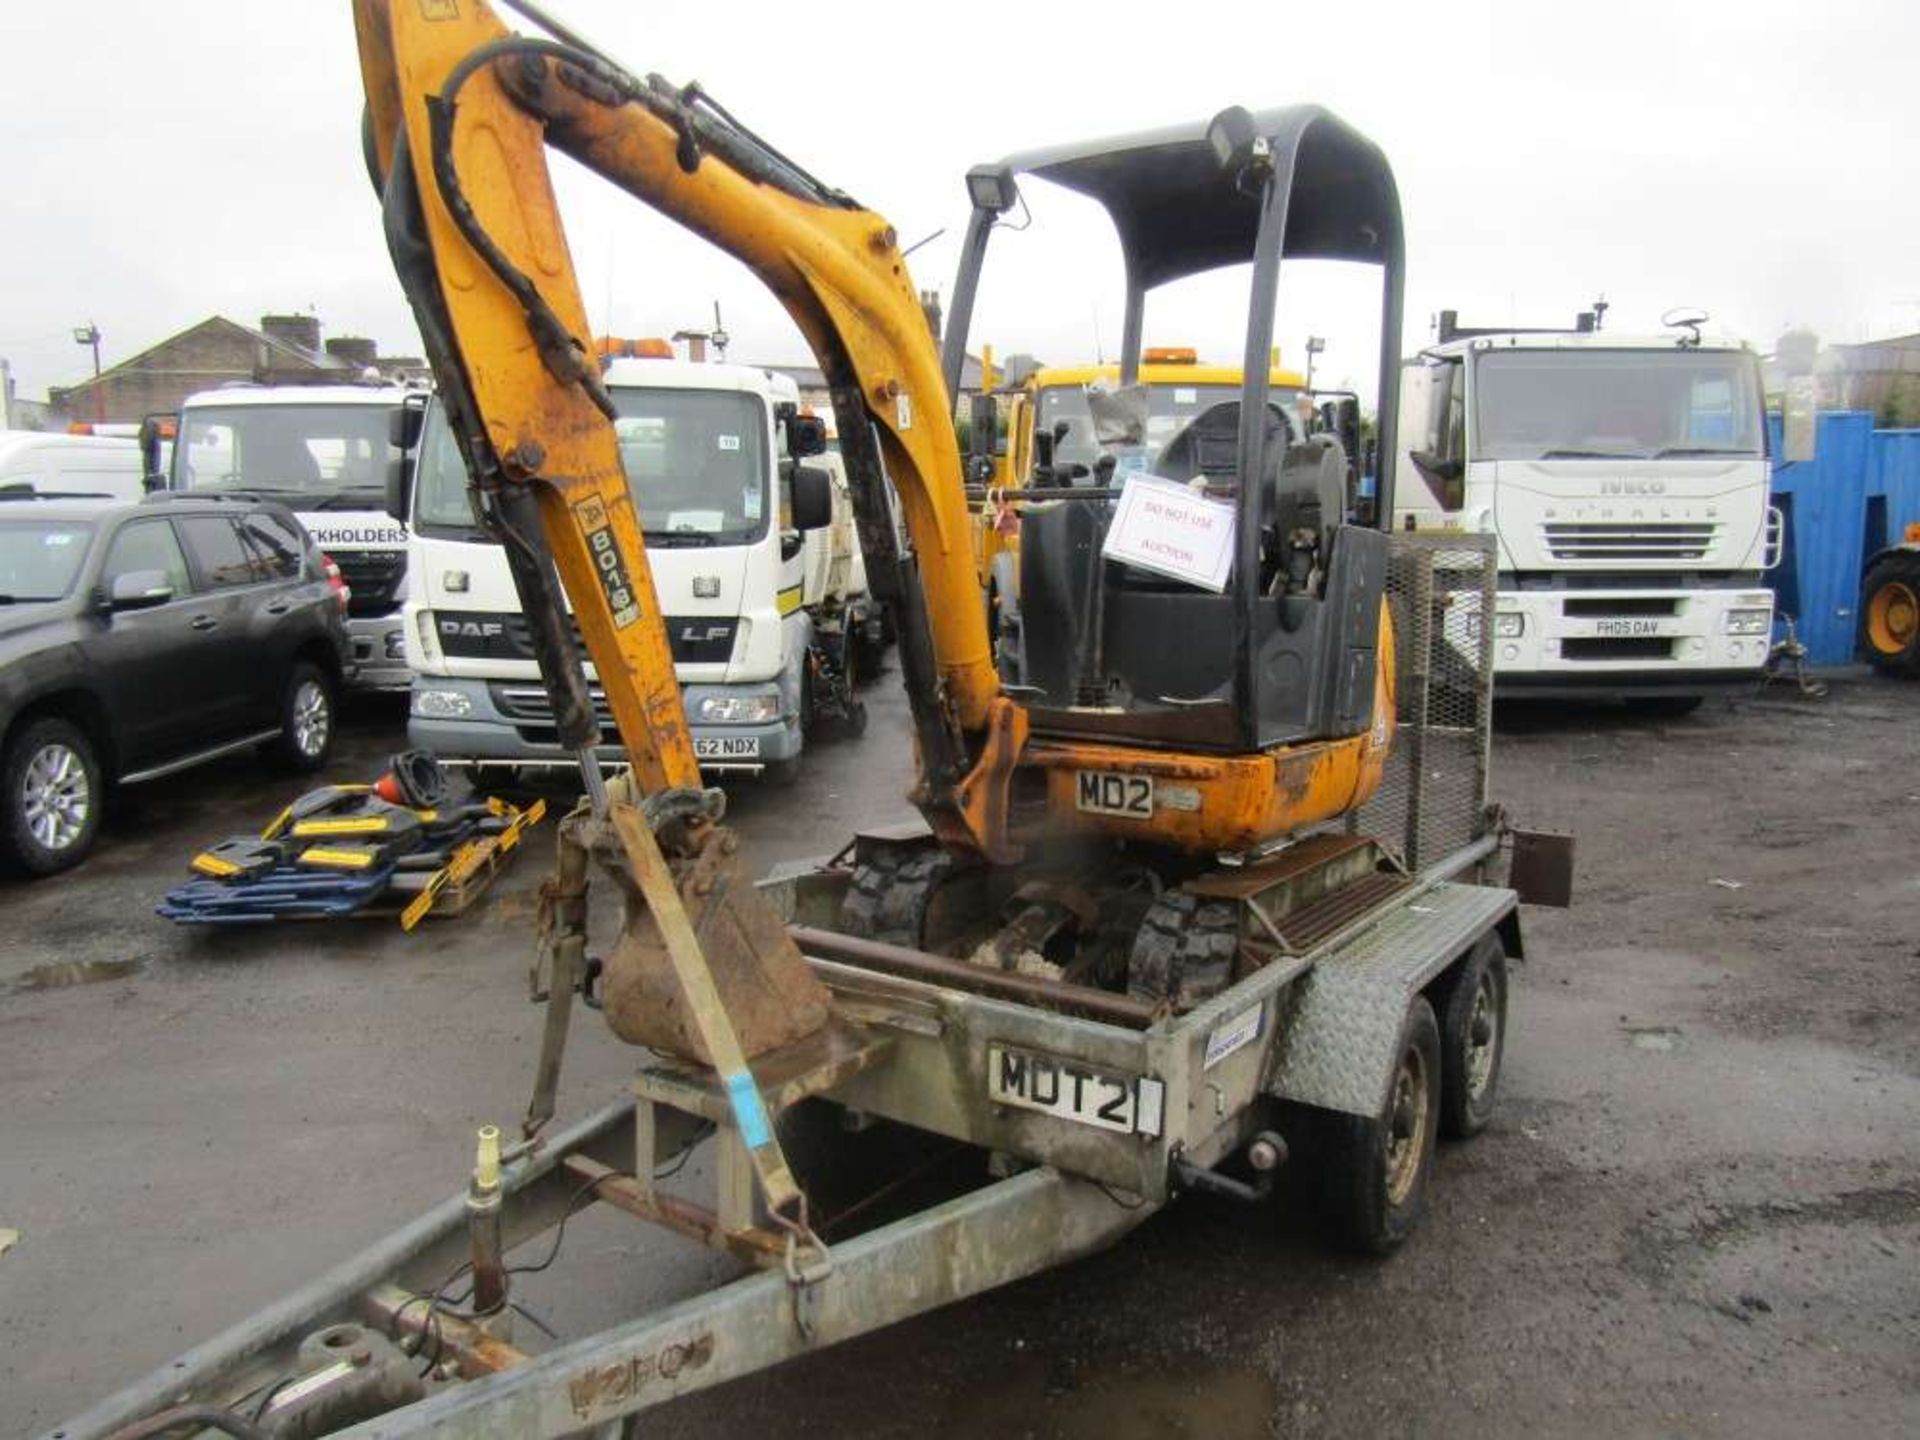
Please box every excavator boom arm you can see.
[353,1,997,831]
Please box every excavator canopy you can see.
[942,104,1407,755]
[987,104,1402,289]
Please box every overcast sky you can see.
[3,0,1917,409]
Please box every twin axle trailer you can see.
[57,538,1561,1440]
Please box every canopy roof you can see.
[989,105,1401,290]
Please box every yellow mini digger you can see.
[60,5,1566,1436]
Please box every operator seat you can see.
[1150,401,1347,595]
[1011,391,1386,748]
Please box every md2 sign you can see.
[1076,770,1153,819]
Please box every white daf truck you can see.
[169,383,422,690]
[402,355,872,784]
[1397,312,1778,708]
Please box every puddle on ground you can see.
[1625,1024,1685,1053]
[942,1358,1276,1439]
[5,959,144,995]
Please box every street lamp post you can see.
[73,322,103,422]
[1304,334,1326,394]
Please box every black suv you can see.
[0,493,351,875]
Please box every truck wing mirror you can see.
[968,394,998,466]
[389,400,426,450]
[384,457,413,524]
[789,463,833,531]
[1335,397,1361,460]
[784,413,829,459]
[385,397,428,522]
[1409,449,1465,510]
[1408,449,1461,483]
[138,412,176,491]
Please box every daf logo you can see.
[1601,479,1666,496]
[441,619,505,639]
[691,575,722,599]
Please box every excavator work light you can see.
[965,165,1018,215]
[1205,105,1270,186]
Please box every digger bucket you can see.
[597,804,831,1066]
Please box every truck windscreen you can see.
[1037,384,1301,470]
[413,389,769,545]
[615,389,769,544]
[1472,350,1763,462]
[175,405,401,507]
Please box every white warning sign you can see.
[1100,474,1237,592]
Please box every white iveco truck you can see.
[1396,309,1778,708]
[402,354,874,784]
[170,383,423,690]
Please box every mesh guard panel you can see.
[1340,533,1497,873]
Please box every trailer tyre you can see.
[1318,995,1441,1256]
[1435,933,1508,1140]
[1862,551,1920,676]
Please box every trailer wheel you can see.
[1318,995,1441,1255]
[1434,933,1508,1139]
[1863,552,1920,676]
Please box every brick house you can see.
[48,314,427,426]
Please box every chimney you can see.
[325,336,379,369]
[920,290,943,342]
[260,313,322,356]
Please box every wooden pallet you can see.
[389,798,547,928]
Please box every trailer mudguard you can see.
[1266,880,1515,1117]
